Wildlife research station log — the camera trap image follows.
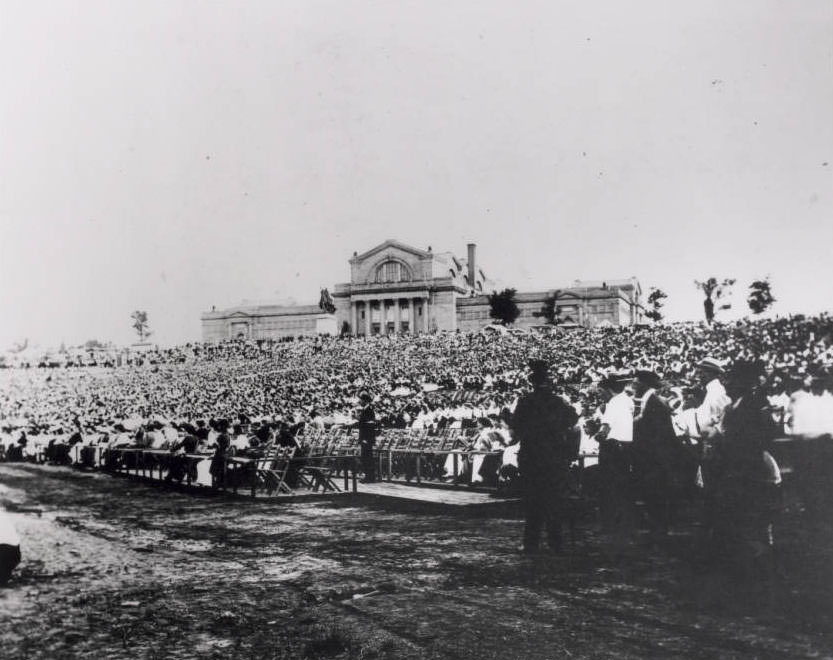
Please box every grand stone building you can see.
[201,239,642,341]
[330,239,492,335]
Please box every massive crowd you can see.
[1,314,832,578]
[1,315,832,451]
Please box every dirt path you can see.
[1,464,831,659]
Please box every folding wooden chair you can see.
[255,446,296,495]
[296,458,341,492]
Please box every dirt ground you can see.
[1,464,831,660]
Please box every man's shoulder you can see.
[645,392,672,416]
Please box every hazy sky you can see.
[1,1,831,348]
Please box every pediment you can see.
[351,239,431,264]
[227,311,252,319]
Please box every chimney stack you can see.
[467,243,476,289]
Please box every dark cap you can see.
[634,369,662,389]
[728,360,765,386]
[527,359,551,384]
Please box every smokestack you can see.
[467,243,476,289]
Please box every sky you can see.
[1,0,831,349]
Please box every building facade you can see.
[200,239,642,341]
[330,239,491,335]
[200,303,336,342]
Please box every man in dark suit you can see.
[358,391,377,483]
[510,360,579,554]
[709,360,780,570]
[632,369,680,536]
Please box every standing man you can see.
[594,371,636,534]
[510,360,579,554]
[632,369,680,536]
[358,391,377,483]
[684,357,732,497]
[692,357,731,440]
[709,360,780,570]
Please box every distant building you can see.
[330,239,493,335]
[200,303,336,342]
[200,239,642,341]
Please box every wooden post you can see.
[352,465,357,493]
[416,454,422,484]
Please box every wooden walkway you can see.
[345,481,522,517]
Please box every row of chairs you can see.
[296,427,492,485]
[94,444,352,498]
[297,427,477,454]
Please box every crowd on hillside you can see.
[1,316,832,460]
[1,315,832,577]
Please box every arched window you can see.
[375,260,411,283]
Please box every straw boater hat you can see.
[599,369,632,389]
[697,357,725,374]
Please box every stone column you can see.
[350,302,357,336]
[408,298,415,334]
[364,300,371,336]
[394,299,402,334]
[423,296,430,332]
[380,299,388,335]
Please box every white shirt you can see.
[693,379,731,439]
[790,391,833,438]
[601,391,634,442]
[0,509,21,547]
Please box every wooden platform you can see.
[343,481,522,517]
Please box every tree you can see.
[131,310,152,343]
[534,290,561,325]
[644,288,668,323]
[747,277,776,315]
[488,288,520,325]
[694,277,735,324]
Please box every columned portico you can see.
[331,239,484,336]
[348,293,430,335]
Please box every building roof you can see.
[350,239,432,263]
[201,303,325,320]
